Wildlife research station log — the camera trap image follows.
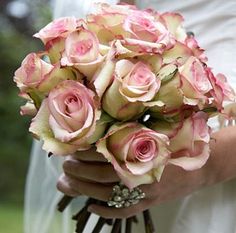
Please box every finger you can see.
[58,175,113,202]
[88,200,149,219]
[74,147,107,162]
[57,174,80,197]
[63,159,120,183]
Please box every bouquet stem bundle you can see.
[57,195,155,233]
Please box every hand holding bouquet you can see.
[14,3,235,232]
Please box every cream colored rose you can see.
[102,60,160,120]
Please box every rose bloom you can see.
[14,53,53,93]
[179,56,212,107]
[207,68,235,109]
[96,122,170,188]
[124,10,172,43]
[152,111,211,170]
[34,17,77,44]
[61,28,104,79]
[29,80,102,155]
[102,59,160,120]
[87,3,134,44]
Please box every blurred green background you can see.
[0,1,52,232]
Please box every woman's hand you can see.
[57,147,207,219]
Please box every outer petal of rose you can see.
[169,117,194,152]
[180,56,212,94]
[163,42,193,64]
[93,49,116,98]
[143,100,165,107]
[33,17,77,44]
[87,22,115,45]
[112,40,142,59]
[139,54,163,74]
[87,112,114,144]
[37,65,76,93]
[102,79,145,120]
[150,74,183,112]
[126,161,153,175]
[115,59,134,78]
[180,75,208,106]
[20,102,37,116]
[123,38,168,54]
[29,100,79,155]
[216,74,235,101]
[96,138,154,189]
[75,55,105,80]
[45,37,65,64]
[169,143,210,170]
[72,108,102,147]
[161,12,187,42]
[193,111,210,143]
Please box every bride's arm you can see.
[57,123,236,218]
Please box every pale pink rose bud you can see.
[179,56,212,107]
[14,53,53,93]
[152,111,211,170]
[61,28,104,79]
[34,17,77,44]
[29,80,102,155]
[96,123,170,188]
[207,68,235,109]
[102,60,160,120]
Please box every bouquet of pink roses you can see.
[14,3,235,233]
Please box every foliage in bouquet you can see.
[14,3,235,189]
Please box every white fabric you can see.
[24,0,236,232]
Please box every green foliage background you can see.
[0,2,52,232]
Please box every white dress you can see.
[24,0,236,233]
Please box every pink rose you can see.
[34,17,77,44]
[102,60,160,120]
[207,69,235,109]
[152,111,211,170]
[179,56,212,107]
[14,53,53,93]
[61,28,104,79]
[96,123,170,188]
[29,80,102,155]
[124,10,168,42]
